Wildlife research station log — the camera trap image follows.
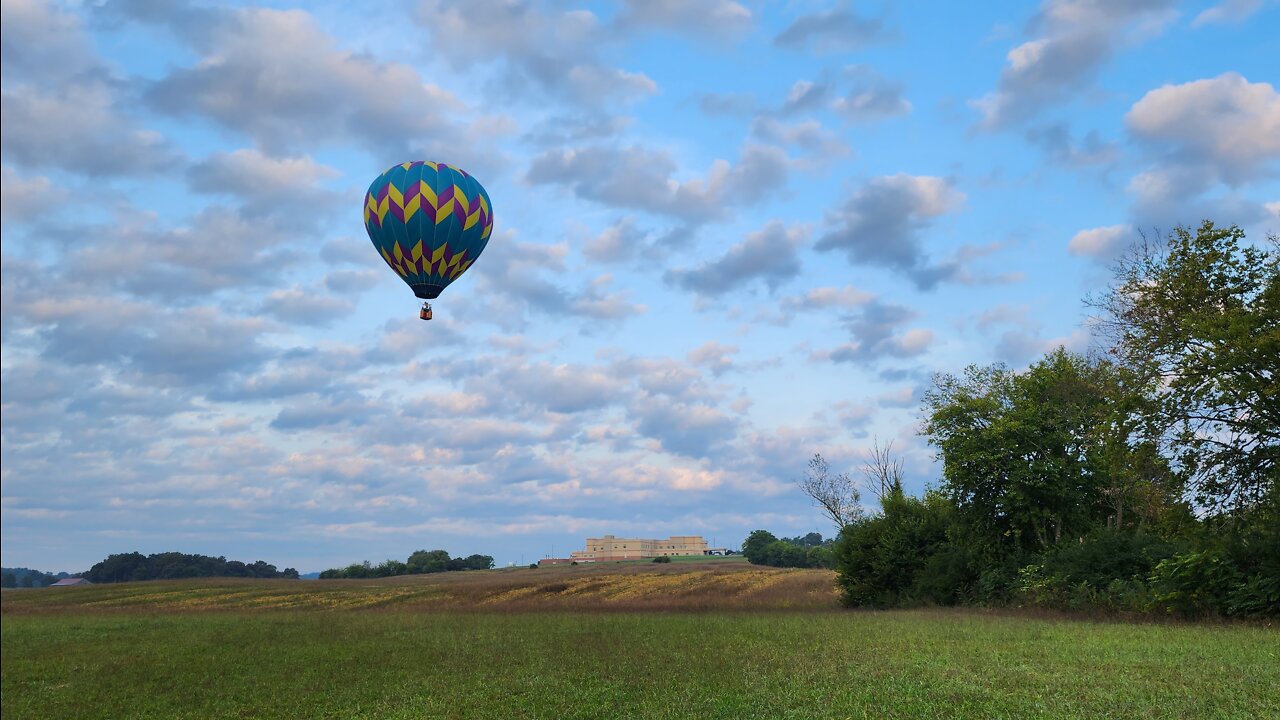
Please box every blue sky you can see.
[2,0,1277,573]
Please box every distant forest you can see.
[1,567,72,588]
[319,549,495,578]
[82,552,299,583]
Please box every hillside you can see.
[0,559,840,613]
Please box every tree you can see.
[373,559,408,577]
[922,349,1171,555]
[1,572,15,588]
[797,454,863,531]
[406,550,450,574]
[779,532,826,548]
[742,530,779,564]
[861,439,905,503]
[462,554,495,570]
[1090,221,1279,509]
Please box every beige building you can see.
[570,535,708,560]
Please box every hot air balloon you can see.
[363,161,494,320]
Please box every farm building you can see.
[50,578,92,587]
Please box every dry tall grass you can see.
[0,560,841,614]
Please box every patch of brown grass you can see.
[0,561,841,615]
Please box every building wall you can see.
[570,534,708,560]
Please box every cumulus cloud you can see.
[572,275,649,320]
[582,217,648,264]
[666,221,807,296]
[0,166,55,221]
[831,401,875,436]
[523,114,632,147]
[527,143,791,224]
[608,355,712,402]
[417,0,656,106]
[1,82,177,176]
[774,2,891,54]
[494,361,626,415]
[832,65,912,123]
[1068,224,1131,261]
[615,0,752,37]
[30,301,275,386]
[143,6,496,161]
[812,300,934,364]
[749,117,850,160]
[1025,124,1120,167]
[62,207,305,302]
[972,0,1177,129]
[688,341,739,376]
[779,285,875,314]
[1125,73,1280,186]
[271,395,379,432]
[1,0,100,85]
[459,235,645,326]
[1192,0,1264,26]
[815,174,968,289]
[211,354,359,403]
[630,396,740,459]
[187,149,342,217]
[261,287,357,327]
[779,80,831,115]
[1121,74,1279,224]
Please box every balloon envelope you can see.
[363,161,494,300]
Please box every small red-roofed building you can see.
[50,578,92,587]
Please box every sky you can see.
[2,0,1277,573]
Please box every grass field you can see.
[4,563,1277,719]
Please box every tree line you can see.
[741,531,835,568]
[83,552,300,583]
[318,549,495,578]
[1,567,71,588]
[777,222,1277,617]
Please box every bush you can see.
[1014,530,1179,611]
[1227,574,1280,617]
[833,491,955,607]
[1149,549,1243,616]
[652,556,671,563]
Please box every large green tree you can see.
[1092,221,1278,509]
[922,349,1177,556]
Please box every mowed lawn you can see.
[3,569,1277,719]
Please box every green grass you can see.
[3,609,1277,719]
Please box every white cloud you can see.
[774,3,891,54]
[616,0,752,37]
[0,166,53,221]
[1192,0,1263,26]
[417,0,657,105]
[972,0,1177,128]
[666,221,808,296]
[1068,224,1131,260]
[1125,73,1280,186]
[527,143,791,224]
[816,174,969,289]
[148,7,498,161]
